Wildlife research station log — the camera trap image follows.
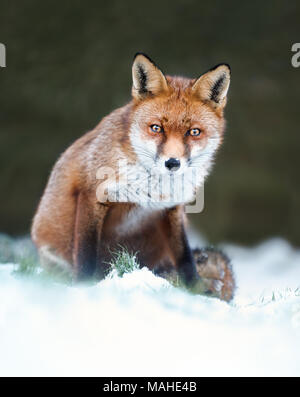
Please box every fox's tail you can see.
[193,247,235,302]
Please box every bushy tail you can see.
[193,247,235,302]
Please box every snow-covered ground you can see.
[0,233,300,376]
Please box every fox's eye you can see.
[150,124,163,133]
[186,128,202,137]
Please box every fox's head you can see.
[129,53,230,185]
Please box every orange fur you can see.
[32,53,232,296]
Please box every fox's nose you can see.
[165,158,181,171]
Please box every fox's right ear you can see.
[192,64,231,110]
[132,53,168,100]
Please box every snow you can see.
[0,235,300,376]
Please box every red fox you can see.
[31,53,235,300]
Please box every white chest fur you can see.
[116,205,159,237]
[115,162,202,209]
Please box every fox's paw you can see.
[193,247,235,302]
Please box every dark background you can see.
[0,0,299,246]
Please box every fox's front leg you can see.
[167,206,200,286]
[73,192,108,281]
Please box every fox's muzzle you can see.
[165,157,181,171]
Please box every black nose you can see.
[165,158,181,171]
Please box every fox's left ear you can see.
[192,64,231,110]
[132,53,168,100]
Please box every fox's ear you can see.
[132,53,168,100]
[192,64,231,109]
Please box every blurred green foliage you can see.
[0,0,299,245]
